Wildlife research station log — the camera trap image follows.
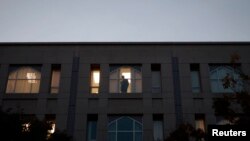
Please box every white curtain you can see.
[6,66,41,93]
[153,120,163,141]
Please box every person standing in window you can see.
[120,75,129,93]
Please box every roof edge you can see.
[0,41,250,45]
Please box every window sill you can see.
[3,94,38,100]
[108,93,143,99]
[46,94,58,100]
[152,93,163,98]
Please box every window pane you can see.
[51,70,60,87]
[110,80,118,93]
[91,70,100,87]
[191,71,199,87]
[108,122,116,131]
[15,80,31,93]
[110,71,118,79]
[210,70,218,79]
[87,121,97,141]
[117,132,133,141]
[135,80,142,93]
[118,117,133,131]
[31,80,40,93]
[16,67,29,79]
[8,71,17,79]
[191,71,200,93]
[195,119,205,132]
[135,122,142,131]
[17,67,41,79]
[135,71,142,79]
[91,88,99,94]
[152,71,161,93]
[135,132,143,141]
[6,80,15,93]
[211,80,219,93]
[108,132,116,141]
[152,72,161,87]
[153,121,163,141]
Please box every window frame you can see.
[151,64,162,94]
[209,64,242,93]
[109,65,142,94]
[108,116,143,141]
[190,64,201,93]
[50,64,61,94]
[5,65,42,94]
[90,64,100,94]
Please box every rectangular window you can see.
[151,64,161,93]
[153,114,164,141]
[209,64,242,93]
[190,64,201,93]
[50,64,61,94]
[195,114,205,132]
[87,114,98,141]
[6,65,41,93]
[109,65,142,93]
[91,64,100,94]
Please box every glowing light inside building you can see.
[26,73,37,83]
[122,72,131,83]
[93,71,100,84]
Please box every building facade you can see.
[0,42,250,141]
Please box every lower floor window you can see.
[108,116,143,141]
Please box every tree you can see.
[165,123,206,141]
[0,107,23,141]
[212,53,250,125]
[0,107,71,141]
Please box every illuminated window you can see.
[209,64,242,93]
[50,64,61,94]
[195,114,205,132]
[6,65,41,93]
[190,64,201,93]
[108,116,143,141]
[151,64,161,93]
[109,65,142,93]
[91,64,100,94]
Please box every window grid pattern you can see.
[109,66,142,93]
[6,66,41,93]
[108,116,143,141]
[209,65,241,93]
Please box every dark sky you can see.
[1,0,250,42]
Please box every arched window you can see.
[6,66,41,93]
[108,116,143,141]
[109,65,142,93]
[209,65,242,93]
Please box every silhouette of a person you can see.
[120,75,129,93]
